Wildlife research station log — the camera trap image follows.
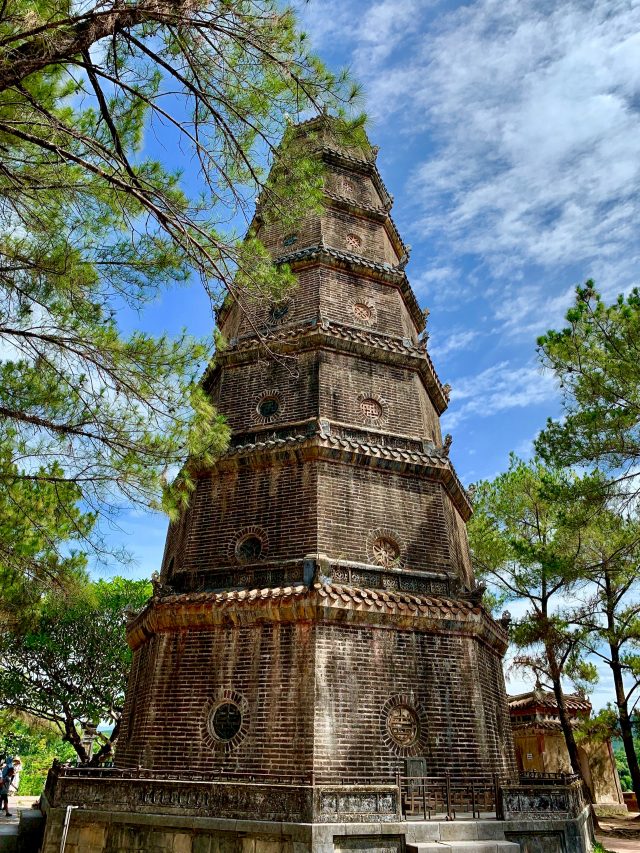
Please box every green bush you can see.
[0,714,76,796]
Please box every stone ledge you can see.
[125,583,508,655]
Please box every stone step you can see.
[0,823,18,853]
[407,842,520,853]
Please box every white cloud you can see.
[429,327,479,358]
[299,0,640,336]
[492,282,576,340]
[443,360,557,429]
[409,0,640,287]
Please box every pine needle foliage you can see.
[0,0,364,601]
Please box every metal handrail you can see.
[397,773,504,821]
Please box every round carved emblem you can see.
[202,689,249,753]
[380,695,428,757]
[360,397,383,420]
[236,534,263,564]
[346,232,362,251]
[282,233,298,247]
[342,178,356,196]
[387,706,419,746]
[210,702,242,742]
[253,389,283,424]
[366,528,405,570]
[268,299,292,325]
[353,302,372,322]
[372,536,400,568]
[229,526,268,565]
[258,396,280,418]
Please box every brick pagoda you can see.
[43,119,598,853]
[116,117,517,787]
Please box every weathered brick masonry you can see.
[116,117,518,797]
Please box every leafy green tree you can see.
[0,1,363,600]
[568,509,640,805]
[0,712,76,795]
[468,456,594,782]
[0,444,93,617]
[536,282,640,499]
[0,577,151,765]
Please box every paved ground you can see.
[597,812,640,852]
[0,796,39,826]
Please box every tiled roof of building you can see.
[511,719,580,732]
[276,244,401,277]
[230,318,425,357]
[127,579,507,652]
[154,582,480,620]
[508,690,591,714]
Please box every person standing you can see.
[0,765,15,817]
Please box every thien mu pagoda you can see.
[41,118,594,853]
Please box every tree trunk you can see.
[0,0,203,94]
[89,718,120,767]
[610,642,640,808]
[62,717,88,764]
[548,664,583,778]
[546,652,599,832]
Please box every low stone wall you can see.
[500,777,592,853]
[314,785,399,823]
[501,777,588,821]
[44,767,398,825]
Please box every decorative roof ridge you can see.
[323,190,386,217]
[126,582,507,651]
[229,316,424,356]
[508,690,591,712]
[511,720,582,731]
[275,243,400,276]
[143,582,477,615]
[316,581,474,610]
[221,429,446,465]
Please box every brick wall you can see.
[321,208,398,267]
[221,265,419,346]
[325,165,384,208]
[117,615,516,782]
[318,352,441,442]
[216,351,319,434]
[162,455,465,582]
[314,622,518,780]
[317,461,454,576]
[117,622,316,777]
[166,459,318,578]
[318,269,418,341]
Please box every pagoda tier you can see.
[115,118,517,792]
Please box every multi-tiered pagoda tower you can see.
[40,119,596,853]
[115,118,516,790]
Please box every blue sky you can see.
[107,0,640,706]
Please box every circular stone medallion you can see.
[257,396,280,419]
[372,536,400,568]
[387,705,419,747]
[210,702,242,742]
[353,302,373,323]
[235,534,263,564]
[360,397,383,419]
[346,232,362,250]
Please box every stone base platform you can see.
[40,805,595,853]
